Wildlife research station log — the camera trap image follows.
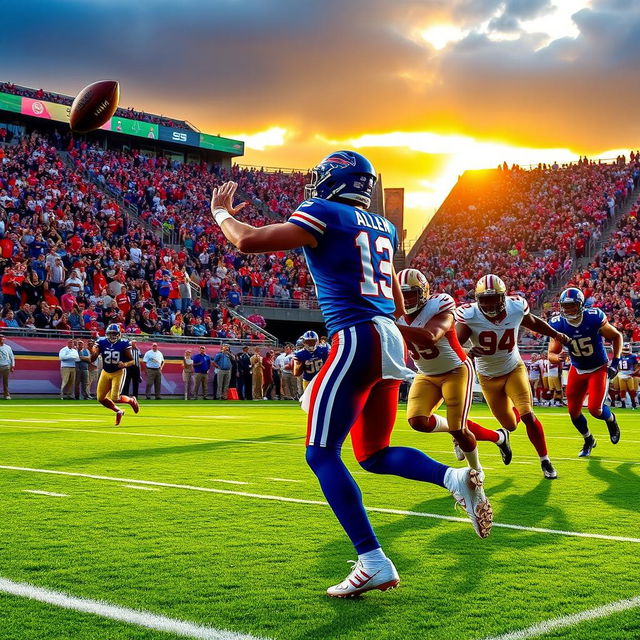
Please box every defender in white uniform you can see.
[396,269,512,469]
[455,274,569,479]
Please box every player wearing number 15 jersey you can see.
[211,151,491,598]
[455,275,570,479]
[91,324,139,425]
[548,288,622,457]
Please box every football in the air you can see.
[69,80,119,133]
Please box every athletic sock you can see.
[540,454,550,463]
[119,395,132,404]
[101,399,118,412]
[358,547,387,567]
[600,404,615,422]
[361,446,449,488]
[571,413,590,437]
[513,407,521,423]
[428,414,449,432]
[466,419,500,443]
[306,446,379,554]
[463,446,482,471]
[526,416,548,457]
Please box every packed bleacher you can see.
[0,82,194,131]
[551,202,640,343]
[0,134,268,339]
[410,158,639,310]
[69,144,316,307]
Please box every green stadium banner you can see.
[200,132,244,155]
[110,117,159,139]
[0,92,22,113]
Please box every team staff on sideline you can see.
[275,344,296,399]
[75,340,92,400]
[192,346,211,400]
[213,344,233,400]
[0,334,15,399]
[236,346,252,400]
[143,343,165,400]
[182,350,194,400]
[59,338,79,399]
[122,339,141,398]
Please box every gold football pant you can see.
[478,361,532,429]
[407,361,474,431]
[97,369,125,403]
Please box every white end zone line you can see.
[0,577,269,640]
[3,465,639,544]
[480,594,640,640]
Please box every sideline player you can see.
[618,344,639,409]
[455,275,570,479]
[548,288,622,456]
[91,323,139,425]
[210,151,492,598]
[396,268,512,469]
[293,330,329,390]
[527,354,543,405]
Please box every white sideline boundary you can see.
[0,577,269,640]
[2,465,639,544]
[481,594,640,640]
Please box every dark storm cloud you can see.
[2,0,640,151]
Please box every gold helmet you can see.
[475,274,507,318]
[397,268,430,314]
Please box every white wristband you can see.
[213,208,232,225]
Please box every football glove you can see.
[607,357,620,380]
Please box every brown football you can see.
[69,80,119,133]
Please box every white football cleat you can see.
[326,558,399,598]
[445,467,493,538]
[452,440,465,461]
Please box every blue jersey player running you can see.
[210,150,492,597]
[548,288,622,457]
[91,324,140,425]
[293,330,329,390]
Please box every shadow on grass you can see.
[587,459,640,513]
[58,433,302,465]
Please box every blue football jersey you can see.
[549,308,608,372]
[288,198,398,336]
[294,345,329,382]
[619,354,638,375]
[96,337,131,373]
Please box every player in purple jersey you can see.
[210,150,492,597]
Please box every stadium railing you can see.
[239,295,320,310]
[228,308,278,343]
[0,327,277,347]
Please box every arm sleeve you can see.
[436,294,456,314]
[287,199,330,243]
[454,306,470,324]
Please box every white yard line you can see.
[22,490,68,497]
[480,594,640,640]
[207,478,249,485]
[0,577,269,640]
[265,477,304,483]
[2,465,638,544]
[122,485,160,492]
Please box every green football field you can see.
[1,399,639,640]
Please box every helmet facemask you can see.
[477,293,506,318]
[560,301,583,324]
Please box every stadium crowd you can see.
[410,158,639,310]
[551,201,640,343]
[71,144,317,307]
[0,82,194,131]
[0,134,268,340]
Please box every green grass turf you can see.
[0,399,639,640]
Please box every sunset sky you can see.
[3,0,640,246]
